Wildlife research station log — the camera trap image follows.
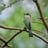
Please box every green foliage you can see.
[0,4,5,13]
[0,0,48,48]
[9,0,20,5]
[42,0,48,6]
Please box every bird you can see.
[24,13,33,37]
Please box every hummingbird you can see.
[24,13,33,37]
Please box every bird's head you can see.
[24,13,31,22]
[24,13,31,17]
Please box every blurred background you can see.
[0,0,48,48]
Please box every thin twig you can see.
[32,21,43,24]
[0,37,11,48]
[0,25,48,48]
[0,0,20,12]
[29,31,48,44]
[0,37,6,43]
[2,30,48,48]
[2,29,24,48]
[33,0,48,32]
[0,25,22,30]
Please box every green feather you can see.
[24,19,30,27]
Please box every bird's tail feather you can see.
[29,30,33,37]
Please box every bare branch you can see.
[0,25,22,30]
[0,0,20,12]
[32,32,48,44]
[32,21,43,24]
[33,0,48,32]
[0,37,11,48]
[0,37,6,43]
[0,25,48,48]
[0,0,48,48]
[2,29,24,48]
[2,30,48,48]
